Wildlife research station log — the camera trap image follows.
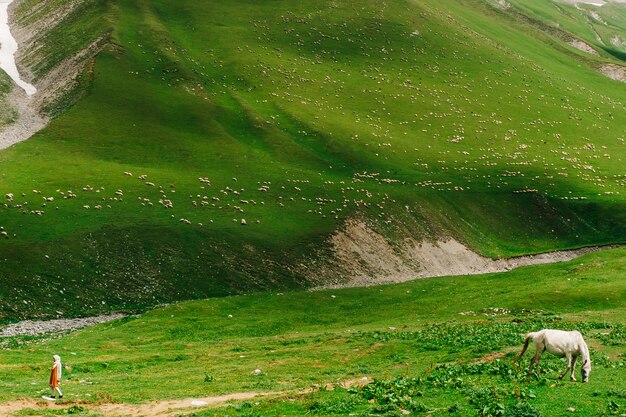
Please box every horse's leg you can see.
[559,353,572,380]
[527,351,536,375]
[529,349,542,378]
[528,338,541,376]
[569,356,578,382]
[535,351,541,378]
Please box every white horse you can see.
[515,329,591,382]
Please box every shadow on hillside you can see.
[602,48,626,63]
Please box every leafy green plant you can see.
[307,396,360,414]
[65,405,86,414]
[606,400,620,415]
[505,402,541,417]
[467,387,508,417]
[360,377,426,414]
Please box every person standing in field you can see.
[43,354,63,400]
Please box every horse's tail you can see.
[514,332,535,363]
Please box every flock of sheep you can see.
[1,2,625,240]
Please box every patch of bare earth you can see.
[475,348,518,364]
[567,39,599,55]
[599,63,626,83]
[326,218,420,285]
[0,393,275,417]
[494,0,511,9]
[95,392,279,417]
[610,35,625,47]
[319,218,617,288]
[0,379,374,416]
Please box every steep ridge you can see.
[0,0,109,148]
[0,0,625,321]
[503,0,626,69]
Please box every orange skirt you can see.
[49,365,59,388]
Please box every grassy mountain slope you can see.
[0,247,625,415]
[1,0,626,320]
[503,0,626,61]
[0,73,17,128]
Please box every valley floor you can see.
[0,247,624,417]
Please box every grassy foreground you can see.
[1,247,624,416]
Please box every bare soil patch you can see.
[567,39,599,55]
[321,219,619,289]
[599,63,626,83]
[0,378,374,416]
[0,392,275,417]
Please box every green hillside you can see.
[0,72,17,128]
[504,0,626,60]
[1,247,625,415]
[1,0,626,321]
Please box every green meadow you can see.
[1,247,625,416]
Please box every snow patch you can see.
[0,0,35,95]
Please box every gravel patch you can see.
[0,313,128,337]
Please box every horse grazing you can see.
[515,329,591,382]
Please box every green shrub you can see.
[65,405,86,414]
[505,402,541,417]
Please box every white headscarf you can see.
[53,355,62,379]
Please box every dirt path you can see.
[96,392,281,417]
[0,392,280,417]
[0,378,373,416]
